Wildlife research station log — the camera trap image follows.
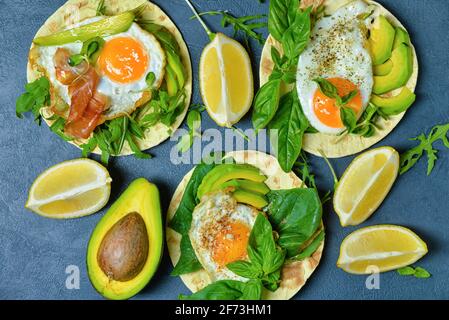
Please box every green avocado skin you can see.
[86,178,163,300]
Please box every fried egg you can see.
[297,0,373,134]
[35,17,165,120]
[189,190,259,282]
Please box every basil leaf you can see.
[252,79,282,130]
[227,261,262,279]
[269,0,295,42]
[171,235,203,276]
[267,188,322,257]
[313,78,339,100]
[262,269,281,292]
[340,106,357,131]
[179,279,262,300]
[269,90,309,173]
[281,7,311,61]
[341,90,358,105]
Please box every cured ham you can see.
[53,48,107,139]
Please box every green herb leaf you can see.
[179,279,263,300]
[313,78,339,100]
[170,235,203,276]
[281,6,311,61]
[290,229,325,261]
[269,0,295,42]
[341,90,358,105]
[397,266,431,278]
[68,54,85,66]
[269,90,309,173]
[252,79,282,131]
[145,72,156,88]
[226,261,262,279]
[340,106,357,131]
[194,11,267,45]
[397,266,416,276]
[400,123,449,175]
[266,188,322,257]
[96,0,106,16]
[16,77,51,124]
[414,267,431,279]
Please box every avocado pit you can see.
[97,212,149,282]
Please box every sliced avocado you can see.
[87,178,163,300]
[371,87,416,116]
[197,164,267,200]
[369,15,395,65]
[393,27,411,48]
[233,189,268,210]
[373,59,393,76]
[373,43,413,95]
[219,179,270,195]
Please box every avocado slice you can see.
[374,27,411,76]
[369,15,396,65]
[197,164,267,200]
[233,189,268,209]
[219,179,270,195]
[371,87,416,116]
[373,43,413,95]
[86,178,163,300]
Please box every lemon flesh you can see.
[337,225,428,274]
[333,147,399,226]
[26,159,111,219]
[199,33,254,127]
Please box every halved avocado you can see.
[86,178,163,300]
[233,189,268,210]
[374,27,411,76]
[371,87,416,116]
[197,164,266,200]
[219,179,270,195]
[369,15,395,65]
[373,43,413,95]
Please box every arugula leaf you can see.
[194,11,267,45]
[16,77,50,124]
[397,266,431,279]
[96,0,106,16]
[177,109,201,153]
[352,103,379,138]
[266,188,322,257]
[179,279,263,300]
[227,214,286,292]
[269,90,309,173]
[252,79,282,131]
[294,151,317,189]
[400,123,449,175]
[49,116,72,141]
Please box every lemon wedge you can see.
[333,147,399,226]
[337,225,428,274]
[26,159,112,219]
[199,33,254,127]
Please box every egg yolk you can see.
[313,77,363,128]
[98,37,148,84]
[212,221,250,267]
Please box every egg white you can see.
[296,0,373,134]
[35,17,165,120]
[189,191,259,282]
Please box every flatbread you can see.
[259,0,419,158]
[27,0,192,156]
[166,150,325,300]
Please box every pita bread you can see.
[166,150,324,300]
[259,0,419,158]
[27,0,192,156]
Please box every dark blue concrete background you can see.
[0,0,448,300]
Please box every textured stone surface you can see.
[0,0,448,300]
